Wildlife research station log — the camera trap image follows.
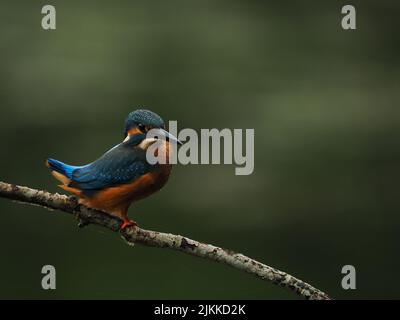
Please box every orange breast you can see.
[79,166,172,219]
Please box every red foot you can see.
[120,219,138,230]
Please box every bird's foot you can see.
[120,219,138,230]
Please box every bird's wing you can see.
[71,142,151,191]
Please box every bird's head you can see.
[124,109,165,136]
[123,109,181,149]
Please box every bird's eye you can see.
[138,123,146,133]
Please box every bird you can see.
[46,109,181,230]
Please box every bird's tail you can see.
[46,158,85,197]
[46,158,76,185]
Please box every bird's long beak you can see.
[151,128,182,145]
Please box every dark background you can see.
[0,0,399,299]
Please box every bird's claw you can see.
[120,219,138,230]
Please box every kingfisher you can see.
[46,109,181,229]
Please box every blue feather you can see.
[47,158,86,179]
[70,142,150,190]
[47,134,153,195]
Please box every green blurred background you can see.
[0,0,399,299]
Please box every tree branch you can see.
[0,181,330,300]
